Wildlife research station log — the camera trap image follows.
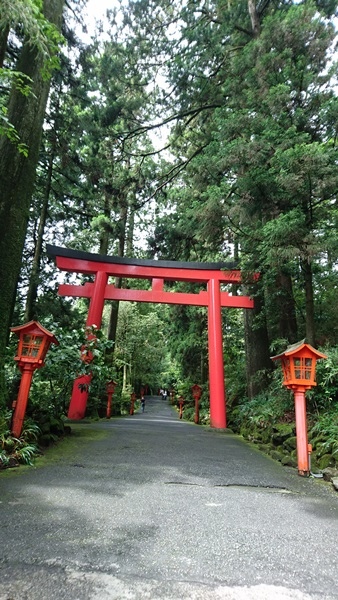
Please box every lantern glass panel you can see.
[282,357,291,382]
[304,358,312,380]
[294,357,301,379]
[293,356,313,380]
[21,334,43,358]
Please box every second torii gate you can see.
[47,245,256,429]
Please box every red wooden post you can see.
[294,389,310,476]
[178,396,184,419]
[192,384,202,424]
[68,374,91,420]
[106,380,117,419]
[68,270,108,420]
[86,270,108,329]
[130,392,136,415]
[107,394,112,419]
[11,365,34,438]
[208,278,226,428]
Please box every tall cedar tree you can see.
[0,0,65,405]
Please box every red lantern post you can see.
[271,340,327,476]
[191,384,202,424]
[106,380,117,418]
[178,396,184,419]
[10,321,58,438]
[130,392,137,415]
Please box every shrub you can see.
[0,417,41,468]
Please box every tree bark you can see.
[275,270,298,343]
[0,0,65,405]
[301,259,315,346]
[244,288,272,399]
[107,200,129,345]
[248,0,261,37]
[0,23,9,68]
[24,132,56,321]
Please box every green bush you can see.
[0,416,41,468]
[307,346,338,413]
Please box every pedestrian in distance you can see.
[141,396,145,412]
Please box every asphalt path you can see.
[0,396,337,600]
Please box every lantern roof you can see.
[11,320,59,346]
[271,339,327,361]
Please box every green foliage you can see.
[0,101,29,155]
[2,0,338,470]
[229,368,293,432]
[306,346,338,412]
[115,302,168,392]
[0,417,41,468]
[0,0,64,76]
[28,324,116,419]
[309,409,338,462]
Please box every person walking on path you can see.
[141,396,145,412]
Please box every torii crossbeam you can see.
[47,245,256,428]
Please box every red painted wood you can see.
[55,255,245,284]
[58,283,254,308]
[67,374,91,420]
[11,365,34,438]
[294,390,310,476]
[208,278,227,429]
[86,270,108,328]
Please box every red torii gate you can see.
[47,245,255,429]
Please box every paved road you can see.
[0,396,337,600]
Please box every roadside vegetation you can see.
[1,1,338,470]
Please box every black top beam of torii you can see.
[46,244,255,309]
[46,244,238,272]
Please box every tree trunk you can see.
[122,363,128,393]
[0,0,65,405]
[0,23,9,68]
[24,138,55,321]
[244,289,272,399]
[107,200,129,344]
[99,194,111,255]
[301,259,315,346]
[248,0,261,37]
[275,271,298,343]
[126,200,135,256]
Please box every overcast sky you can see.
[83,0,118,39]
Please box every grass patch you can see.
[0,422,109,477]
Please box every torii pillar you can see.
[208,278,226,428]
